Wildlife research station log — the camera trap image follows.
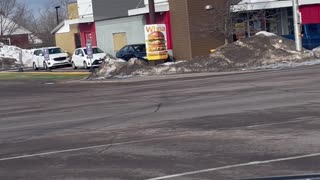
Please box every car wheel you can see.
[33,62,39,70]
[43,62,51,71]
[72,62,77,69]
[83,61,88,69]
[43,62,47,70]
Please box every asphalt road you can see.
[1,66,320,180]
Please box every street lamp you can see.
[148,0,155,24]
[292,0,302,52]
[55,6,61,25]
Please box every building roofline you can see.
[128,2,169,16]
[51,21,65,34]
[51,16,94,34]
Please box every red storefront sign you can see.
[300,4,320,24]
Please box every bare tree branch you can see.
[0,0,31,36]
[25,0,72,46]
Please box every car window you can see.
[132,45,146,52]
[121,46,129,53]
[34,50,41,56]
[75,49,79,55]
[128,46,135,53]
[83,48,104,54]
[79,50,84,56]
[48,48,65,54]
[38,50,43,56]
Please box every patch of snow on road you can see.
[256,59,320,69]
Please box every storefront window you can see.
[287,7,294,35]
[305,24,320,35]
[265,9,280,34]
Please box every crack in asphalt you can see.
[154,103,162,113]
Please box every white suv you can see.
[32,47,70,70]
[71,47,106,69]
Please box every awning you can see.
[128,3,169,16]
[51,16,94,34]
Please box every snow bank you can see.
[0,45,33,69]
[257,59,320,69]
[313,46,320,58]
[92,33,318,79]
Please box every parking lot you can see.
[1,65,320,180]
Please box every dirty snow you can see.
[257,59,320,69]
[162,61,185,66]
[92,32,319,79]
[313,46,320,58]
[0,45,33,70]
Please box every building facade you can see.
[233,0,320,49]
[128,0,224,60]
[89,0,320,60]
[52,0,96,54]
[92,0,145,56]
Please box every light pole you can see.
[148,0,155,24]
[55,6,61,25]
[292,0,302,52]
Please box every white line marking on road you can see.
[146,152,320,180]
[0,135,180,162]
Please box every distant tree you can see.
[205,0,243,45]
[0,0,32,36]
[26,0,72,47]
[205,0,282,45]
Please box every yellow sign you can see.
[144,24,168,61]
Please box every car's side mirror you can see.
[39,53,43,56]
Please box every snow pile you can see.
[92,58,153,78]
[257,59,320,70]
[93,32,318,79]
[205,32,314,68]
[255,31,276,37]
[313,46,320,58]
[0,45,34,70]
[0,57,17,70]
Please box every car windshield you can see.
[83,48,104,54]
[48,48,64,54]
[132,45,146,53]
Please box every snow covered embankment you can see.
[0,45,33,70]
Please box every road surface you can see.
[1,66,320,180]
